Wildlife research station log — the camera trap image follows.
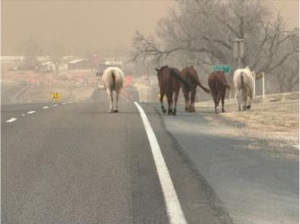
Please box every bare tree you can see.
[130,0,299,85]
[18,37,43,69]
[50,43,65,75]
[272,51,299,92]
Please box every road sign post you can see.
[233,39,244,69]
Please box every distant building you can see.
[68,58,88,70]
[1,56,24,63]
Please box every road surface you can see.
[2,89,298,224]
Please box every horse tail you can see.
[186,71,210,94]
[170,69,189,88]
[112,71,116,89]
[197,81,210,94]
[241,73,244,89]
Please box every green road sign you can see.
[212,65,231,74]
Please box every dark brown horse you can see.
[208,71,231,113]
[156,65,187,115]
[180,66,210,112]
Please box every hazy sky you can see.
[1,0,299,56]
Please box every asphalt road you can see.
[149,105,299,224]
[1,89,298,224]
[1,83,29,105]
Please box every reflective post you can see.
[262,72,265,99]
[253,72,256,98]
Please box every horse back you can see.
[234,70,253,90]
[208,72,228,94]
[158,67,180,92]
[103,67,125,90]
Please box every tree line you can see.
[130,0,299,92]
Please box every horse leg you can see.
[160,90,166,113]
[247,89,253,110]
[184,91,189,111]
[106,88,114,113]
[221,90,225,113]
[114,90,120,113]
[242,89,247,111]
[212,93,219,114]
[167,92,173,115]
[191,89,196,112]
[173,90,180,116]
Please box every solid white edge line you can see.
[134,102,188,224]
[6,118,17,123]
[43,106,49,109]
[27,111,36,114]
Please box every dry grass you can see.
[221,100,299,131]
[196,93,299,160]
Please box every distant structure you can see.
[67,58,88,70]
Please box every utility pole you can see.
[233,38,245,99]
[233,39,244,69]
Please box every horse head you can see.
[156,65,168,74]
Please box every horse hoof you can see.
[247,105,251,109]
[114,110,119,113]
[162,109,167,113]
[109,110,114,113]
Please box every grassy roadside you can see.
[196,92,299,160]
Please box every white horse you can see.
[233,66,254,111]
[102,67,125,113]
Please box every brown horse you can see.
[156,65,188,115]
[208,71,231,113]
[180,66,210,112]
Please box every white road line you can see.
[62,102,67,105]
[27,111,36,114]
[134,102,188,224]
[43,106,49,109]
[21,114,26,117]
[6,118,17,123]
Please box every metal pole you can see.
[262,72,265,99]
[237,41,241,69]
